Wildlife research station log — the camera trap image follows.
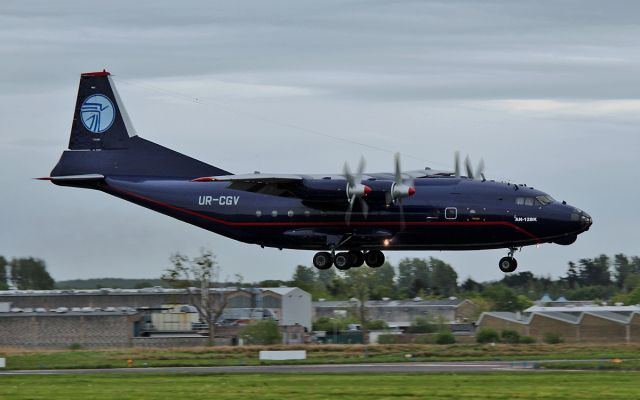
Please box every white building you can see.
[262,287,312,331]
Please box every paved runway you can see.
[0,361,536,375]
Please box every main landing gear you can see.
[313,250,385,270]
[499,247,519,273]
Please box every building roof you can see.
[477,312,531,325]
[260,287,301,296]
[585,311,631,323]
[0,307,137,316]
[535,311,580,324]
[526,305,640,313]
[314,299,467,308]
[478,309,640,326]
[0,287,308,297]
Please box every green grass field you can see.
[2,343,640,370]
[1,372,639,400]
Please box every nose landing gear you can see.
[498,247,519,273]
[312,250,385,270]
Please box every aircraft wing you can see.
[192,173,304,183]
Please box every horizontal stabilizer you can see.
[36,174,105,182]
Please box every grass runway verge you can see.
[1,372,639,400]
[3,343,640,370]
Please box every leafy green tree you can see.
[578,255,611,286]
[291,265,317,293]
[344,267,372,343]
[481,284,521,311]
[435,331,456,344]
[161,249,229,346]
[368,262,396,299]
[312,316,358,332]
[258,279,288,287]
[476,328,499,343]
[429,258,457,297]
[614,254,632,289]
[460,277,483,292]
[502,271,536,289]
[365,319,389,330]
[500,329,521,344]
[564,261,580,290]
[0,256,8,290]
[240,319,282,345]
[567,285,616,301]
[10,257,54,290]
[626,287,640,305]
[397,258,430,298]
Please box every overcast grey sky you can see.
[1,0,638,283]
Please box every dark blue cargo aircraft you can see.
[41,71,592,273]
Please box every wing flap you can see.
[192,173,303,183]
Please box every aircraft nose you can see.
[580,211,593,230]
[569,207,592,231]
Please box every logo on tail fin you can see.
[80,94,115,133]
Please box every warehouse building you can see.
[314,298,478,328]
[0,287,311,348]
[476,305,640,343]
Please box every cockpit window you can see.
[536,195,554,205]
[516,196,554,206]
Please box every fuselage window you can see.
[516,197,525,206]
[445,207,457,220]
[426,209,440,220]
[524,197,534,206]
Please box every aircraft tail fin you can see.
[51,71,230,179]
[68,70,135,150]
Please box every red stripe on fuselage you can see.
[108,186,540,242]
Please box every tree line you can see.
[4,252,640,313]
[272,253,640,312]
[0,256,54,290]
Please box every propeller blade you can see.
[454,151,460,178]
[394,152,402,184]
[359,197,369,219]
[356,156,366,182]
[345,195,356,225]
[475,158,485,181]
[343,163,354,186]
[398,198,405,230]
[465,156,474,179]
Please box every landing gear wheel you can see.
[499,257,518,273]
[364,250,385,268]
[349,251,365,268]
[334,252,352,270]
[313,252,334,270]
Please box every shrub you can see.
[543,332,563,344]
[312,316,358,332]
[68,343,82,350]
[518,335,536,344]
[365,319,389,330]
[408,316,437,334]
[413,334,435,344]
[435,332,456,345]
[377,334,400,344]
[476,328,500,343]
[500,329,521,344]
[240,319,282,345]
